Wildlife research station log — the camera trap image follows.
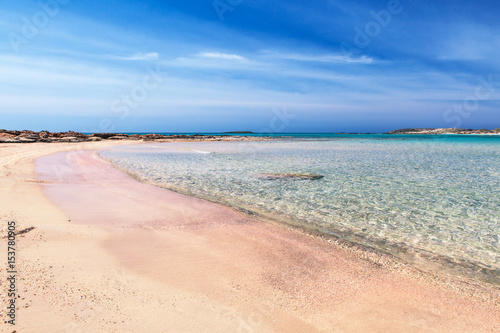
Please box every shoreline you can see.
[98,142,500,287]
[116,166,500,287]
[1,141,499,331]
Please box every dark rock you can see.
[256,173,325,180]
[90,133,118,139]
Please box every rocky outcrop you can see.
[0,129,255,143]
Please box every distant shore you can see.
[1,128,499,143]
[384,128,500,135]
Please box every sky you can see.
[1,0,499,133]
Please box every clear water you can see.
[100,135,500,277]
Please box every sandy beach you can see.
[1,142,499,332]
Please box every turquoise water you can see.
[100,135,500,279]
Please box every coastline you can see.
[116,169,500,286]
[1,141,499,332]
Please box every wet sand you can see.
[1,142,499,332]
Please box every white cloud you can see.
[198,52,246,61]
[265,52,374,64]
[325,55,373,64]
[120,52,159,60]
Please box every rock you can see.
[0,139,22,143]
[143,134,169,141]
[90,133,117,139]
[0,133,17,141]
[51,137,83,142]
[20,134,40,140]
[256,173,325,180]
[61,131,86,138]
[16,137,37,143]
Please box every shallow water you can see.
[100,135,500,276]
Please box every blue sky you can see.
[1,0,499,132]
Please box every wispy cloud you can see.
[264,52,374,64]
[198,52,246,61]
[118,52,159,60]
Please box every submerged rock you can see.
[256,173,324,180]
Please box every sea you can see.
[99,134,500,282]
